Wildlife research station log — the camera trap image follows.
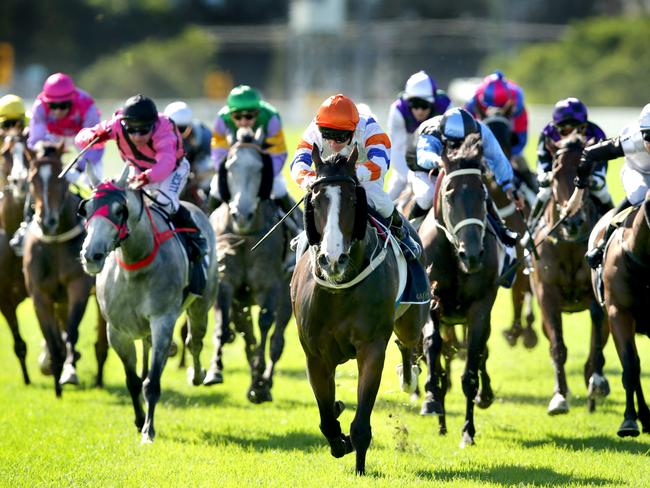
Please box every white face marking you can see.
[321,186,344,262]
[39,164,52,215]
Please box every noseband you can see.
[438,167,486,249]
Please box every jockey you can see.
[465,70,537,196]
[386,70,451,209]
[0,94,29,137]
[75,94,208,296]
[163,101,213,194]
[9,73,104,255]
[290,93,421,259]
[527,97,612,234]
[566,102,650,269]
[207,85,300,225]
[413,107,523,246]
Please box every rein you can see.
[439,167,486,248]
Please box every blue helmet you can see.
[440,108,479,141]
[552,97,588,125]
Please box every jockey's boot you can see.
[408,202,429,221]
[172,205,208,296]
[9,199,34,257]
[274,194,303,237]
[390,208,421,260]
[486,199,518,247]
[206,195,223,213]
[585,198,631,269]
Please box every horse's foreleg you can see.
[141,316,175,443]
[522,290,538,349]
[245,299,275,404]
[94,300,108,388]
[608,307,641,437]
[205,284,233,386]
[32,292,65,396]
[306,354,353,461]
[264,294,292,389]
[394,303,426,396]
[475,345,494,409]
[0,300,30,384]
[585,300,610,412]
[503,268,526,346]
[185,300,209,386]
[352,341,387,475]
[107,325,144,431]
[421,319,448,434]
[60,279,92,386]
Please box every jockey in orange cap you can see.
[290,94,420,259]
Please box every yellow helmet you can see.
[0,94,26,123]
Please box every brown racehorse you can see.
[483,113,538,349]
[418,133,500,447]
[291,145,427,475]
[23,143,96,396]
[530,133,610,415]
[590,189,650,437]
[0,134,31,383]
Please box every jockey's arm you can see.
[415,132,443,172]
[290,123,318,190]
[510,107,528,156]
[387,104,408,173]
[479,123,514,192]
[357,122,390,183]
[576,137,623,189]
[210,117,229,171]
[26,102,48,150]
[264,115,288,176]
[147,127,181,183]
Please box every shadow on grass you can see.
[196,429,325,451]
[519,433,650,455]
[414,465,614,486]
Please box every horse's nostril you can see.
[458,250,466,260]
[92,253,104,262]
[318,254,328,268]
[338,254,350,267]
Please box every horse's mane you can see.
[445,133,483,169]
[556,132,586,152]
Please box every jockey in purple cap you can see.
[526,97,613,236]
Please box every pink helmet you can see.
[41,73,76,103]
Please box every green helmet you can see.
[227,85,261,113]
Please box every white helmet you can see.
[163,101,193,126]
[639,103,650,130]
[404,71,436,102]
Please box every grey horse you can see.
[204,127,293,403]
[79,166,218,443]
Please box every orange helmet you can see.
[316,94,359,131]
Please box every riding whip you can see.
[251,195,305,252]
[496,210,572,287]
[517,208,540,261]
[58,135,102,179]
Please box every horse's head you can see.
[547,132,589,240]
[482,111,513,159]
[28,142,68,234]
[306,144,367,282]
[220,127,272,232]
[2,134,31,198]
[438,133,487,274]
[78,166,130,274]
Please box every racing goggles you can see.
[1,119,21,129]
[319,127,353,144]
[122,121,154,135]
[48,101,72,111]
[408,98,431,110]
[641,130,650,143]
[554,120,585,136]
[231,111,258,121]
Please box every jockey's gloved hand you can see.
[129,172,150,190]
[355,164,372,183]
[65,167,82,184]
[94,126,112,144]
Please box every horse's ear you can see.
[116,165,129,188]
[226,132,235,146]
[348,143,359,167]
[312,144,323,172]
[254,126,265,146]
[85,161,100,188]
[56,140,65,156]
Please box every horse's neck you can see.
[120,192,155,262]
[629,201,650,263]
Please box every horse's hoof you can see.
[547,392,569,415]
[168,340,178,358]
[203,368,224,386]
[420,397,443,416]
[187,367,206,386]
[502,329,518,347]
[474,391,494,409]
[617,419,640,438]
[247,386,272,404]
[396,363,420,394]
[329,434,353,458]
[587,373,610,401]
[439,425,447,436]
[140,433,154,444]
[334,400,345,418]
[38,349,52,376]
[59,364,79,386]
[522,328,538,349]
[459,431,475,448]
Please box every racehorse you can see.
[418,133,500,447]
[22,142,95,396]
[530,133,610,415]
[589,189,650,436]
[0,135,31,383]
[204,127,292,403]
[483,112,538,349]
[290,145,427,475]
[79,165,218,443]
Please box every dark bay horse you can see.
[483,113,538,349]
[590,189,650,437]
[79,166,218,443]
[0,134,31,383]
[205,128,292,403]
[530,133,610,415]
[418,133,500,447]
[291,145,427,475]
[22,143,95,396]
